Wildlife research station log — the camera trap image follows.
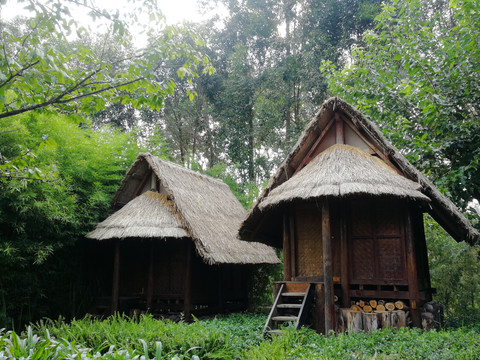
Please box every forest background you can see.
[0,0,479,330]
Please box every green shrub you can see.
[12,313,480,360]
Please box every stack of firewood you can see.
[337,299,409,333]
[350,299,407,313]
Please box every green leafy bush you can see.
[19,313,480,360]
[0,113,140,329]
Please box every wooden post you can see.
[217,266,224,313]
[111,241,120,314]
[283,210,292,281]
[405,212,421,328]
[183,241,192,322]
[146,240,154,311]
[289,207,296,279]
[339,206,350,308]
[335,114,345,144]
[313,284,326,333]
[322,200,335,334]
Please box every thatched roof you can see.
[86,191,189,240]
[258,144,430,210]
[87,153,280,265]
[239,97,479,245]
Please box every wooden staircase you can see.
[262,283,314,336]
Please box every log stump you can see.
[362,312,380,332]
[390,310,407,329]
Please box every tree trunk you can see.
[247,110,255,181]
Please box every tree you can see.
[0,0,213,180]
[0,0,212,119]
[321,0,480,214]
[425,216,480,319]
[192,0,382,190]
[0,112,141,328]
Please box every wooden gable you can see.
[291,113,401,177]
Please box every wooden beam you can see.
[150,172,158,192]
[183,241,193,322]
[405,212,421,328]
[322,201,335,334]
[146,240,154,310]
[335,114,345,144]
[293,118,335,175]
[111,242,120,314]
[133,169,152,198]
[283,210,292,281]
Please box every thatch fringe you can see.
[86,191,189,240]
[258,144,430,210]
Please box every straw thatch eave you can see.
[239,97,479,245]
[258,144,430,211]
[101,154,280,265]
[86,191,189,240]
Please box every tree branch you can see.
[0,75,146,119]
[0,60,40,89]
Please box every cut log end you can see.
[351,304,363,312]
[395,301,405,310]
[363,305,373,313]
[385,302,396,311]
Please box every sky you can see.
[0,0,218,25]
[0,0,227,47]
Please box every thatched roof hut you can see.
[88,153,279,265]
[86,154,278,319]
[240,97,479,245]
[238,97,478,335]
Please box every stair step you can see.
[282,292,306,297]
[277,304,302,309]
[272,315,298,322]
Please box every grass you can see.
[1,313,479,359]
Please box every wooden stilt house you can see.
[86,153,279,320]
[238,97,479,334]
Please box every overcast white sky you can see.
[0,0,217,24]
